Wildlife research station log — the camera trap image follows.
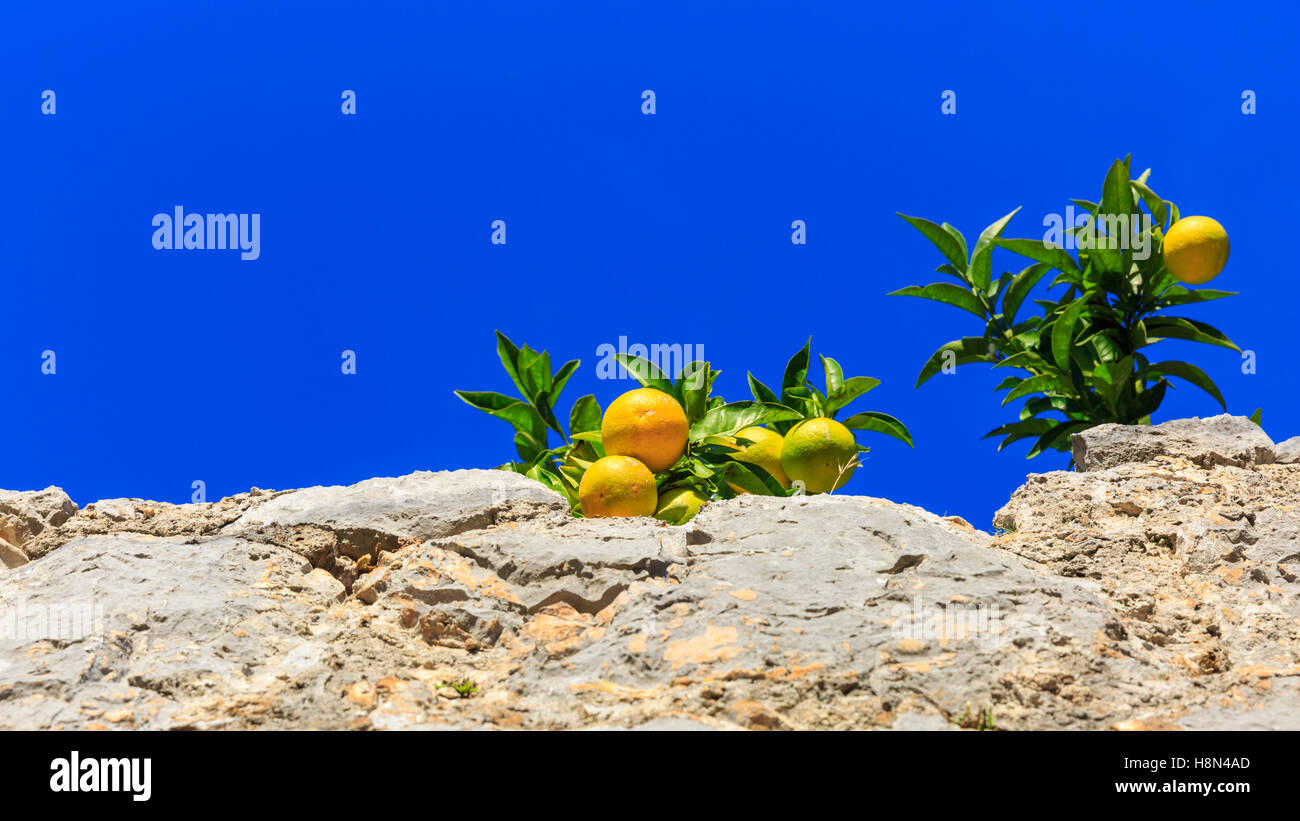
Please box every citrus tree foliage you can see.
[745,338,913,447]
[893,157,1240,459]
[455,333,912,512]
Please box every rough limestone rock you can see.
[0,539,27,570]
[3,436,1300,730]
[18,490,272,561]
[1274,435,1300,465]
[1071,414,1275,472]
[994,445,1300,730]
[0,487,78,567]
[225,470,566,592]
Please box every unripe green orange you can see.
[780,418,859,494]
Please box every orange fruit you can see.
[780,417,859,494]
[725,426,790,493]
[578,455,657,518]
[600,388,689,473]
[1162,216,1229,285]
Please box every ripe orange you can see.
[1162,216,1229,285]
[780,418,859,494]
[578,455,658,518]
[600,388,689,473]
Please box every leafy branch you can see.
[894,157,1239,459]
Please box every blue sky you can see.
[3,1,1296,525]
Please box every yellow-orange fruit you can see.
[600,388,689,473]
[578,455,658,518]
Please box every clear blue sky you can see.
[3,1,1296,525]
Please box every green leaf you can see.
[689,401,803,442]
[1013,327,1042,350]
[613,353,675,393]
[935,263,967,283]
[941,223,969,270]
[454,389,518,414]
[993,238,1082,280]
[1126,379,1169,422]
[1123,323,1148,354]
[718,460,787,497]
[748,371,795,434]
[563,440,599,471]
[782,385,817,418]
[899,213,969,273]
[1146,360,1227,409]
[1051,300,1088,371]
[748,372,780,404]
[840,411,913,447]
[820,355,844,397]
[889,282,986,319]
[516,344,551,403]
[781,339,812,402]
[992,350,1052,373]
[1144,317,1240,351]
[983,418,1055,451]
[1090,356,1134,413]
[824,375,880,418]
[988,271,1013,302]
[551,359,580,404]
[685,458,718,479]
[1158,287,1237,307]
[680,361,711,425]
[915,337,992,387]
[454,390,546,438]
[1001,262,1052,325]
[806,383,828,416]
[1129,177,1168,231]
[705,366,722,402]
[494,331,529,398]
[569,394,602,436]
[557,462,584,485]
[969,207,1021,292]
[1100,158,1134,227]
[532,390,566,437]
[1019,395,1080,420]
[1094,159,1135,274]
[530,463,579,507]
[698,434,741,448]
[514,429,547,462]
[1250,407,1263,426]
[1001,373,1061,406]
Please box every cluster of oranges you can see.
[578,387,861,519]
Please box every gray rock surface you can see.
[3,439,1300,730]
[1071,414,1274,472]
[230,469,563,550]
[1273,435,1300,465]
